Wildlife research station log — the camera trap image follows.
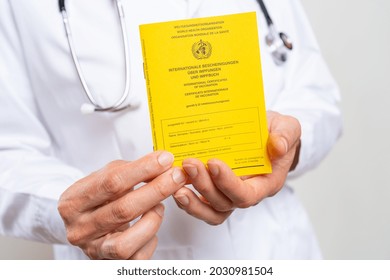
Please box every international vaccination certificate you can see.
[140,12,272,176]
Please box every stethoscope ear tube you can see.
[58,0,65,12]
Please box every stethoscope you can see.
[59,0,293,114]
[256,0,293,65]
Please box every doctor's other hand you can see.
[173,111,301,225]
[58,151,187,260]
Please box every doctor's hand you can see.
[58,151,187,260]
[173,111,301,225]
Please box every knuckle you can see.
[144,164,169,182]
[90,216,107,233]
[113,244,129,260]
[58,180,90,219]
[110,202,132,224]
[100,171,124,196]
[82,242,102,260]
[66,229,83,246]
[152,180,172,199]
[57,199,68,219]
[134,156,162,178]
[105,238,133,260]
[142,160,158,175]
[57,195,76,222]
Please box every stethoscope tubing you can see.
[60,0,131,113]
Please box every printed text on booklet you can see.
[140,12,271,176]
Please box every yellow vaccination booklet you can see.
[140,12,272,176]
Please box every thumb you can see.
[267,133,289,160]
[266,112,301,170]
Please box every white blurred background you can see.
[293,0,390,259]
[1,0,389,259]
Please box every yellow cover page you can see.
[140,12,271,176]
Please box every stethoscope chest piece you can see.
[265,27,293,65]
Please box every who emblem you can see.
[192,40,212,59]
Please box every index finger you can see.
[82,167,187,240]
[59,151,175,212]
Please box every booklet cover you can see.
[140,12,271,176]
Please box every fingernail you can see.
[154,204,165,217]
[280,137,289,154]
[208,164,219,177]
[158,152,174,167]
[172,168,186,184]
[174,194,189,206]
[183,165,198,178]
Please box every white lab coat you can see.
[0,0,342,259]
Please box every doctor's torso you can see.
[9,0,284,174]
[6,0,313,259]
